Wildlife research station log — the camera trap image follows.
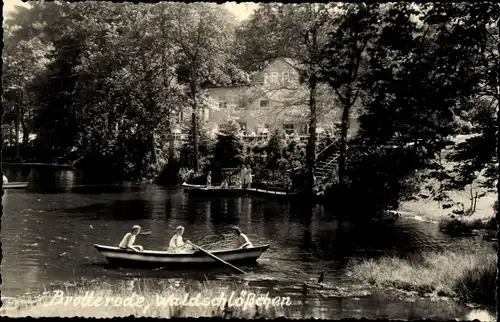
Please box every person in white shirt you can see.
[245,167,252,188]
[119,225,143,252]
[206,171,212,187]
[232,226,253,249]
[240,165,247,189]
[167,226,195,253]
[3,175,8,184]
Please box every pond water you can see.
[1,166,496,320]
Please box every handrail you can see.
[318,154,339,173]
[315,140,337,161]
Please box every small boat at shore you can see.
[181,182,298,199]
[3,182,29,189]
[94,244,270,268]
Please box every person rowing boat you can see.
[167,226,196,254]
[232,226,253,249]
[119,225,144,252]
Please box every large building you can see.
[175,57,357,139]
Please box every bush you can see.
[453,257,496,308]
[438,216,472,236]
[438,216,496,236]
[266,128,286,169]
[178,121,213,170]
[179,168,195,183]
[211,118,243,169]
[325,143,425,216]
[349,251,496,308]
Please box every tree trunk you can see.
[148,130,157,164]
[307,75,317,197]
[306,4,318,198]
[495,30,500,320]
[15,104,20,160]
[168,116,175,163]
[9,123,14,147]
[191,64,199,172]
[21,114,29,149]
[338,98,352,190]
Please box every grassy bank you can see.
[348,250,496,309]
[1,279,292,318]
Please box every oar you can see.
[139,230,152,235]
[187,241,247,274]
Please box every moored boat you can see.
[3,182,29,189]
[182,182,298,199]
[181,182,206,190]
[94,244,270,268]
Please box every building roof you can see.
[207,57,301,90]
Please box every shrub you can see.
[179,168,195,183]
[453,257,496,308]
[349,251,496,309]
[438,216,472,236]
[266,129,285,169]
[325,143,424,215]
[211,118,243,170]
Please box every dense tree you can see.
[212,118,243,171]
[235,3,342,196]
[165,3,239,172]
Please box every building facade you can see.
[174,58,357,139]
[205,58,315,136]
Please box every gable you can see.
[250,57,301,86]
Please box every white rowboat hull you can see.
[94,244,270,268]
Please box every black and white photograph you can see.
[1,0,498,320]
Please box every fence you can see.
[173,133,333,143]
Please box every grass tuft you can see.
[348,250,496,308]
[438,216,496,236]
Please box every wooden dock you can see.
[182,183,298,199]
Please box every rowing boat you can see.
[3,182,29,189]
[94,244,270,268]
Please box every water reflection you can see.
[1,166,496,320]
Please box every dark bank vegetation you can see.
[349,250,496,309]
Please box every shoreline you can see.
[347,249,496,311]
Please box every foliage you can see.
[167,3,241,171]
[179,118,213,171]
[265,128,286,169]
[349,250,496,309]
[4,2,244,180]
[211,117,244,170]
[325,143,426,215]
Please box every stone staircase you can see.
[314,153,339,181]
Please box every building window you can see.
[283,123,294,135]
[283,71,290,83]
[263,73,269,85]
[237,98,247,109]
[219,96,227,109]
[204,107,209,121]
[271,72,279,84]
[260,99,269,108]
[290,69,299,83]
[177,111,184,123]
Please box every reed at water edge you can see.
[347,249,496,309]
